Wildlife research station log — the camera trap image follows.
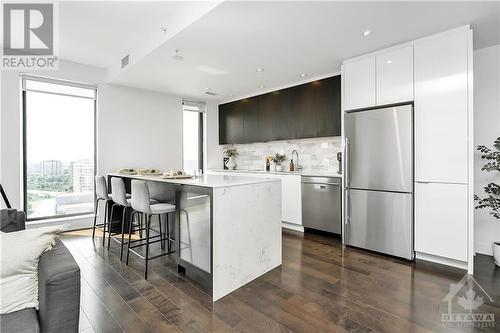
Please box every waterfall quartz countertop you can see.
[208,169,342,178]
[107,173,281,188]
[108,172,282,302]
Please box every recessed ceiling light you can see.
[259,85,265,89]
[173,49,183,60]
[362,30,371,37]
[300,73,307,77]
[205,87,210,90]
[386,60,393,64]
[256,68,264,72]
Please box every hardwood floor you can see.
[60,229,500,333]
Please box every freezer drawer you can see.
[345,189,413,259]
[302,178,341,234]
[345,104,413,192]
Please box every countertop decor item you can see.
[474,137,500,266]
[161,170,192,179]
[223,145,239,170]
[117,168,137,175]
[272,153,287,172]
[137,168,162,176]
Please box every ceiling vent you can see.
[205,91,217,96]
[121,55,129,69]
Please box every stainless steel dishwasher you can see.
[301,176,341,234]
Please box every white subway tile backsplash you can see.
[221,137,342,172]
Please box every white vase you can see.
[275,164,283,172]
[225,156,237,170]
[493,242,500,267]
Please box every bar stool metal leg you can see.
[92,198,101,240]
[166,213,171,252]
[145,214,151,279]
[119,206,128,261]
[126,211,135,265]
[158,214,165,250]
[107,203,118,249]
[102,201,108,247]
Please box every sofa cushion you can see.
[0,209,26,232]
[0,225,64,314]
[0,308,40,333]
[38,239,80,333]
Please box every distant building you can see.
[41,160,62,177]
[72,159,94,192]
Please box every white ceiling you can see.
[59,1,500,102]
[60,1,190,68]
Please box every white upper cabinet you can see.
[344,46,414,110]
[414,29,469,183]
[376,46,414,105]
[343,57,376,110]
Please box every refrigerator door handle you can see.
[345,137,351,188]
[345,190,350,224]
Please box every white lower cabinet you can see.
[280,175,302,226]
[207,171,302,227]
[415,182,467,262]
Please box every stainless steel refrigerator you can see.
[344,104,414,260]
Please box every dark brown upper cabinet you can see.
[218,75,341,144]
[219,101,244,144]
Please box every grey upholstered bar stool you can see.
[108,177,134,260]
[126,180,176,279]
[108,177,159,260]
[93,176,112,246]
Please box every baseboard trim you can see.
[416,252,468,271]
[26,214,94,231]
[474,241,493,256]
[282,222,304,232]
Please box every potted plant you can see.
[223,145,239,170]
[475,137,500,266]
[272,153,287,172]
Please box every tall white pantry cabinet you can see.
[341,26,474,273]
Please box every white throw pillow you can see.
[0,225,65,314]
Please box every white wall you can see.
[474,44,500,255]
[1,60,193,228]
[205,101,221,170]
[98,84,183,174]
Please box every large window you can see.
[182,100,205,173]
[22,74,96,220]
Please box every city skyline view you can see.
[25,82,96,219]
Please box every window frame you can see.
[21,73,97,222]
[182,100,206,173]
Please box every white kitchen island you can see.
[107,173,282,301]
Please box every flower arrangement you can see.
[223,145,239,158]
[272,153,287,165]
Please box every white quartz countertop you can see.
[208,169,342,178]
[107,173,280,188]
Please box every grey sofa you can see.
[0,209,81,333]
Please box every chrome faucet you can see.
[291,149,302,171]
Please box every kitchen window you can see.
[22,74,97,221]
[182,100,206,173]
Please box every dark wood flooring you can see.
[60,229,500,333]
